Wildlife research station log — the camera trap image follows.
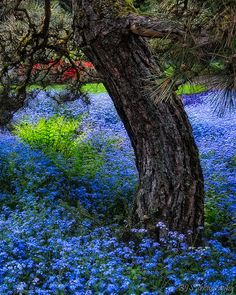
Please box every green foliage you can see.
[125,0,134,5]
[81,83,107,94]
[164,66,206,95]
[26,83,107,94]
[14,116,82,157]
[134,0,152,12]
[176,83,206,95]
[205,192,229,230]
[210,61,225,72]
[205,190,235,246]
[13,116,104,179]
[146,0,236,111]
[230,154,236,167]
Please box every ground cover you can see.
[0,90,235,294]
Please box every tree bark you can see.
[72,0,204,245]
[0,90,26,128]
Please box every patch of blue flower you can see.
[0,90,235,294]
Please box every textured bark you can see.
[72,0,204,245]
[129,15,185,40]
[0,90,26,127]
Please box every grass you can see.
[3,82,205,96]
[26,83,107,94]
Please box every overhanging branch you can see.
[129,15,185,40]
[129,15,211,46]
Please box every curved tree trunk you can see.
[72,0,204,245]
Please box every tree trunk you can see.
[0,88,26,128]
[72,0,204,245]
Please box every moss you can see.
[115,0,137,15]
[94,0,137,18]
[125,0,133,5]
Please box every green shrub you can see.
[176,83,206,95]
[26,83,107,93]
[81,83,107,94]
[13,116,104,179]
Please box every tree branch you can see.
[40,0,51,38]
[129,15,211,46]
[129,15,185,40]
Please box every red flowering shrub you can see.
[31,59,95,83]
